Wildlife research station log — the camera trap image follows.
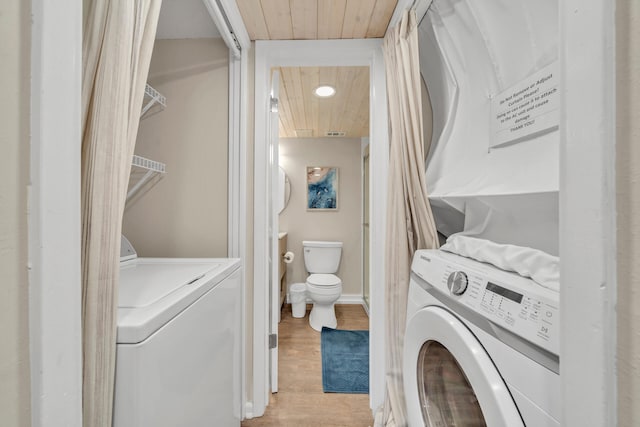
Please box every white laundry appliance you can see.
[403,249,560,426]
[113,236,242,427]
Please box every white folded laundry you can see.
[440,235,560,292]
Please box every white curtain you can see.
[81,1,161,425]
[378,9,439,427]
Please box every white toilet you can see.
[303,240,343,331]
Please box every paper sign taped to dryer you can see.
[490,61,559,148]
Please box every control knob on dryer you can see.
[447,271,468,295]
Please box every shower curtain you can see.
[378,9,439,427]
[81,0,161,425]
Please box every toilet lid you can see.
[307,273,341,287]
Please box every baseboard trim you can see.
[244,402,254,420]
[285,293,364,305]
[337,293,365,304]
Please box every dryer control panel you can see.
[412,249,559,357]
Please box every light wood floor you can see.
[242,304,374,427]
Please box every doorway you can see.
[252,39,389,417]
[276,64,369,309]
[274,64,369,393]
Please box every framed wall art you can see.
[306,166,338,210]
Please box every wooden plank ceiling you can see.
[237,0,398,40]
[238,1,388,138]
[277,66,370,138]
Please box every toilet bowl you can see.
[302,240,343,331]
[306,274,342,331]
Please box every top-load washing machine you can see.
[113,236,242,426]
[403,249,560,426]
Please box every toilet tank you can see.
[302,241,343,274]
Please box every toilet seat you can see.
[307,273,341,287]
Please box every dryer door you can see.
[403,306,524,427]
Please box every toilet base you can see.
[309,303,337,331]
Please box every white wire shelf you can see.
[131,154,166,172]
[128,83,167,203]
[141,83,166,118]
[127,155,167,203]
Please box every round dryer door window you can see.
[403,306,523,427]
[417,341,485,426]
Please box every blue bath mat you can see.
[321,327,369,394]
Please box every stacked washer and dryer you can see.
[403,245,560,426]
[409,0,561,423]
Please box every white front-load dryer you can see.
[403,249,560,426]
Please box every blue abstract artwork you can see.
[307,167,338,210]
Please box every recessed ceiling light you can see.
[313,85,336,98]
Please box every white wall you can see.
[123,38,229,257]
[617,0,640,423]
[0,0,31,423]
[279,137,363,297]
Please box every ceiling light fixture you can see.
[313,85,336,98]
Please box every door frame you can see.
[29,1,83,425]
[268,69,281,394]
[361,138,371,313]
[220,0,251,419]
[559,0,617,425]
[252,39,389,417]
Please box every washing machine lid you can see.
[307,273,341,286]
[117,258,240,344]
[119,261,219,308]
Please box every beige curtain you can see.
[81,1,161,425]
[378,9,439,427]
